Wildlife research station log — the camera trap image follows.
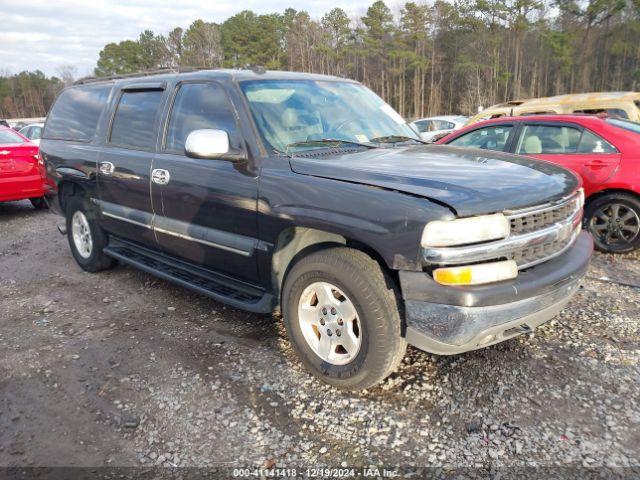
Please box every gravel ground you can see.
[1,200,639,476]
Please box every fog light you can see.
[433,260,518,286]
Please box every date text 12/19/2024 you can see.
[232,467,399,478]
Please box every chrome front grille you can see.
[508,197,580,235]
[423,189,584,270]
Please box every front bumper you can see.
[400,231,593,355]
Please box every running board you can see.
[103,237,275,313]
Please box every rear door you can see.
[0,129,41,201]
[513,122,621,195]
[97,83,166,247]
[150,80,260,283]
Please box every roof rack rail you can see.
[73,67,206,85]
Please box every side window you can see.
[413,120,428,133]
[573,108,629,119]
[448,125,513,151]
[516,125,581,154]
[109,90,164,150]
[577,130,617,154]
[432,120,454,130]
[32,126,42,140]
[165,83,238,155]
[43,83,112,141]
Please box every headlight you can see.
[421,213,510,247]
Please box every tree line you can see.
[2,0,639,120]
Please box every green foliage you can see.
[4,0,640,120]
[0,71,62,118]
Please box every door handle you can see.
[585,159,608,168]
[152,168,170,185]
[99,161,115,175]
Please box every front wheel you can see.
[282,247,406,390]
[585,193,640,253]
[65,196,114,272]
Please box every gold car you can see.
[467,92,640,125]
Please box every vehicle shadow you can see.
[0,200,46,222]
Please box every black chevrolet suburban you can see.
[41,69,593,390]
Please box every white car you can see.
[409,115,468,143]
[18,122,45,146]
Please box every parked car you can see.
[467,91,640,125]
[409,115,467,142]
[0,126,47,209]
[438,114,640,253]
[18,122,44,145]
[42,69,592,390]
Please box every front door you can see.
[513,122,621,196]
[150,81,260,283]
[97,84,166,247]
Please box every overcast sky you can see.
[0,0,389,77]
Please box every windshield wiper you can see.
[284,138,376,154]
[369,135,426,145]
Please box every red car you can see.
[0,126,47,209]
[438,114,640,253]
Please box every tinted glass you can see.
[448,125,513,151]
[516,125,581,154]
[165,83,237,154]
[413,120,428,133]
[577,130,617,153]
[435,120,455,130]
[31,126,42,140]
[44,84,112,141]
[573,108,629,119]
[110,90,163,150]
[0,128,25,144]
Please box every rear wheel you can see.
[65,196,114,272]
[30,197,47,210]
[282,247,406,390]
[585,193,640,253]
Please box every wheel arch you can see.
[271,226,397,306]
[57,180,91,215]
[585,187,640,207]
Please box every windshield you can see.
[606,118,640,135]
[240,79,419,153]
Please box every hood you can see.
[289,144,580,216]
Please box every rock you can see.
[466,419,481,434]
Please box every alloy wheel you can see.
[297,281,362,365]
[589,202,640,249]
[71,211,93,259]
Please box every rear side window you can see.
[164,82,238,154]
[44,84,112,141]
[109,90,164,150]
[577,130,617,153]
[0,129,25,144]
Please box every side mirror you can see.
[185,129,232,159]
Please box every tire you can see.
[30,197,48,210]
[282,247,406,390]
[65,196,114,272]
[585,193,640,253]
